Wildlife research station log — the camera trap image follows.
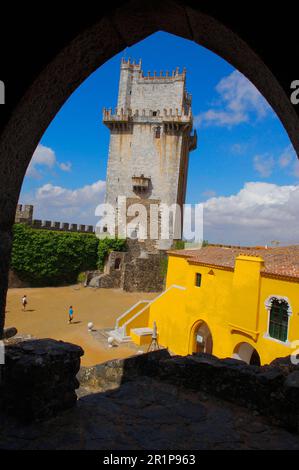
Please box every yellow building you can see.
[111,245,299,365]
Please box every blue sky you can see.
[20,32,299,245]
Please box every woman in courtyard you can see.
[68,306,74,324]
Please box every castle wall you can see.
[15,206,95,233]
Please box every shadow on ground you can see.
[1,375,299,450]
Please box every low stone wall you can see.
[0,338,84,422]
[78,349,170,391]
[78,351,299,432]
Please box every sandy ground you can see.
[5,286,157,366]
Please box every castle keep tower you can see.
[103,58,197,246]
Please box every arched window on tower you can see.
[268,298,290,342]
[155,126,161,138]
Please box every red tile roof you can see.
[168,245,299,280]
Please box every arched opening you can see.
[233,342,261,366]
[1,3,299,339]
[191,320,213,354]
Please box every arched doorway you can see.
[191,320,213,354]
[233,342,261,366]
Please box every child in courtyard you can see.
[68,306,74,324]
[22,295,27,311]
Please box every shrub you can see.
[160,256,169,281]
[11,224,99,286]
[173,240,185,250]
[77,272,86,284]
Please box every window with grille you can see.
[268,298,289,342]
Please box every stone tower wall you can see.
[105,122,187,208]
[102,59,197,249]
[15,204,33,224]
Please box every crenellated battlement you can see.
[15,205,95,233]
[120,58,186,81]
[103,106,192,123]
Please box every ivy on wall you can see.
[11,225,128,286]
[11,224,99,286]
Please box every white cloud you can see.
[195,70,271,128]
[202,190,217,199]
[277,144,299,178]
[26,144,72,178]
[253,154,275,178]
[203,182,299,245]
[21,180,106,225]
[251,145,298,178]
[26,144,56,179]
[58,161,72,172]
[230,143,247,155]
[279,145,296,168]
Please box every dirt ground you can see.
[5,286,157,366]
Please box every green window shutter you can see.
[269,299,289,342]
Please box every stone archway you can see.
[233,342,261,366]
[1,1,299,335]
[190,320,213,354]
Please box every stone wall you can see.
[121,251,167,292]
[15,204,33,224]
[30,219,94,233]
[0,338,83,422]
[86,239,166,292]
[78,351,299,433]
[15,204,95,233]
[78,348,170,391]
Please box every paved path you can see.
[1,377,299,450]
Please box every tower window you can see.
[195,273,202,287]
[153,111,157,116]
[268,298,289,342]
[155,126,161,138]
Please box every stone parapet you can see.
[78,351,299,433]
[0,338,84,422]
[30,219,94,233]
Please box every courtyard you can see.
[5,286,157,366]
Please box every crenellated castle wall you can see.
[15,205,95,233]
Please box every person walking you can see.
[68,306,74,324]
[22,295,27,311]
